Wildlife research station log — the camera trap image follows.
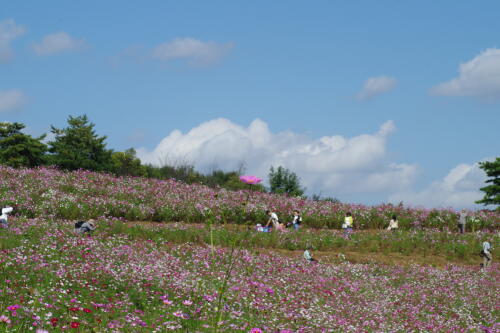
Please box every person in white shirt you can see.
[1,207,13,228]
[303,246,317,262]
[458,210,467,234]
[387,215,398,231]
[265,210,279,231]
[481,241,492,269]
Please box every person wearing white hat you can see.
[75,219,97,234]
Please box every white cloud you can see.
[356,76,397,101]
[0,89,26,112]
[152,38,233,65]
[389,161,490,209]
[431,48,500,99]
[137,118,417,195]
[32,31,85,55]
[0,19,26,62]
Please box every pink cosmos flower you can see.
[0,315,11,324]
[182,300,193,306]
[203,295,215,302]
[36,330,49,333]
[239,175,262,185]
[173,311,190,319]
[249,328,263,333]
[7,305,20,311]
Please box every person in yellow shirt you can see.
[342,212,353,238]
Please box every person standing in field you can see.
[342,212,353,238]
[480,241,492,270]
[265,210,280,231]
[290,210,302,230]
[458,210,467,234]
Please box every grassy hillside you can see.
[1,166,498,230]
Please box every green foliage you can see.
[111,148,147,177]
[205,170,266,192]
[311,193,341,203]
[268,166,305,196]
[144,162,266,192]
[144,162,202,183]
[47,115,113,171]
[0,122,47,168]
[476,157,500,209]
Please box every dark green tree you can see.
[268,166,305,196]
[0,122,47,168]
[476,157,500,209]
[111,148,146,177]
[48,115,113,171]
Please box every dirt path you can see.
[259,248,464,267]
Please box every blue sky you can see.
[1,1,499,208]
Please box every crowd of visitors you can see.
[0,204,494,270]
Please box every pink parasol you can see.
[239,175,262,185]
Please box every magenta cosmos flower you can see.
[249,329,263,333]
[239,175,262,185]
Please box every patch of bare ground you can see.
[256,248,474,268]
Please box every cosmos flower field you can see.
[0,166,499,332]
[0,166,498,230]
[0,218,499,332]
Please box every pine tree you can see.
[0,122,47,168]
[268,166,305,196]
[476,157,500,209]
[48,115,113,171]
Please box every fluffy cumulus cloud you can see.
[356,76,397,101]
[431,48,500,99]
[32,31,85,55]
[0,89,26,112]
[389,161,489,209]
[137,118,417,196]
[152,38,233,65]
[0,19,26,62]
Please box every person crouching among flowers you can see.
[74,219,96,235]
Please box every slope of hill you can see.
[0,166,498,230]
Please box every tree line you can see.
[1,115,497,207]
[0,115,309,196]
